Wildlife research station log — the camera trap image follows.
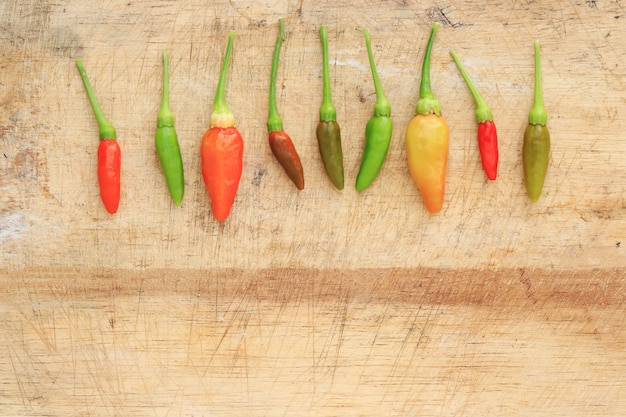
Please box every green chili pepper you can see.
[355,28,392,192]
[316,25,344,190]
[523,41,550,202]
[155,50,184,205]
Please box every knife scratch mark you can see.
[242,321,251,405]
[8,346,29,409]
[309,273,316,400]
[403,306,441,415]
[227,0,252,24]
[357,301,390,390]
[16,303,57,353]
[329,287,350,386]
[384,305,437,405]
[382,305,421,402]
[186,288,199,360]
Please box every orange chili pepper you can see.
[405,23,449,214]
[201,30,244,221]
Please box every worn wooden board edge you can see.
[2,266,625,417]
[2,267,624,307]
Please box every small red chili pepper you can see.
[201,30,244,222]
[76,60,121,214]
[450,50,498,180]
[97,140,122,213]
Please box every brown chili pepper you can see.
[266,19,304,190]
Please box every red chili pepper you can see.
[76,60,121,214]
[450,50,498,180]
[201,30,244,222]
[477,120,498,180]
[97,140,121,213]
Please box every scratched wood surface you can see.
[1,0,625,415]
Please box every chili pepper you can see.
[316,25,344,190]
[355,28,392,192]
[201,30,244,221]
[156,50,184,205]
[75,60,121,215]
[523,41,550,202]
[267,19,304,190]
[405,22,449,214]
[450,49,498,181]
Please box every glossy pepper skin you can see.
[523,41,550,202]
[316,25,344,190]
[269,131,304,190]
[201,30,244,221]
[405,22,449,214]
[355,28,392,191]
[76,60,121,214]
[267,19,304,190]
[156,50,184,205]
[450,49,498,180]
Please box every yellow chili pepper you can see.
[405,22,449,214]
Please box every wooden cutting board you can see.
[1,1,625,415]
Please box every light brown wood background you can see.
[1,0,625,415]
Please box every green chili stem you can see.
[267,19,285,133]
[416,22,441,116]
[158,50,175,127]
[76,60,117,140]
[213,30,236,116]
[449,49,493,123]
[528,40,547,125]
[319,25,337,122]
[357,28,390,118]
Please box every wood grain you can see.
[1,0,625,415]
[1,267,625,415]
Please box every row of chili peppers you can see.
[76,21,550,219]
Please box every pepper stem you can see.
[449,50,493,123]
[528,41,547,125]
[416,22,441,116]
[158,50,175,127]
[75,60,117,140]
[319,25,337,122]
[267,19,285,133]
[211,30,236,128]
[357,28,390,118]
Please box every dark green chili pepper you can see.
[316,25,344,190]
[523,41,550,202]
[355,28,392,191]
[155,50,184,205]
